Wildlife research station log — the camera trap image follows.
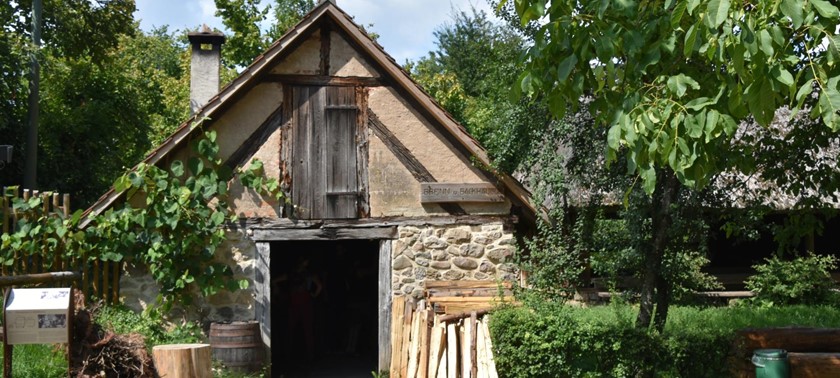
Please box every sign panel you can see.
[420,183,505,203]
[4,288,71,344]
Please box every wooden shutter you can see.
[290,86,359,219]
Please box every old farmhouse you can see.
[82,0,537,372]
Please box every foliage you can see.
[97,305,204,348]
[0,344,66,378]
[409,7,550,173]
[490,303,840,378]
[745,252,840,306]
[215,0,315,68]
[2,132,283,312]
[506,0,840,193]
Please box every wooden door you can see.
[291,86,359,219]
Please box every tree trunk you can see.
[636,169,680,332]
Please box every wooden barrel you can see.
[209,321,265,372]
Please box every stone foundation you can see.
[392,223,518,299]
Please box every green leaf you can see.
[687,0,702,15]
[239,279,250,290]
[684,24,698,57]
[685,97,713,110]
[170,160,184,177]
[188,157,204,176]
[758,29,774,57]
[667,74,700,98]
[557,54,577,82]
[810,0,840,19]
[781,0,804,28]
[671,0,687,28]
[608,123,622,150]
[771,65,794,87]
[642,166,657,195]
[796,79,814,107]
[706,0,730,29]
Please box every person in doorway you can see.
[278,256,322,368]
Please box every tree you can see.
[215,0,314,68]
[409,7,552,173]
[504,0,840,330]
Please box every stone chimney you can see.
[187,25,225,115]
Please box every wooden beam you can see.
[254,242,271,348]
[0,271,80,287]
[251,226,398,241]
[264,74,385,87]
[790,353,840,378]
[248,215,512,229]
[378,240,393,373]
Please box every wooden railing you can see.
[1,187,120,304]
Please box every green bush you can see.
[489,303,840,377]
[745,253,839,306]
[96,305,204,348]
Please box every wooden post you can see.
[101,259,110,304]
[389,296,405,377]
[378,240,392,373]
[111,261,121,304]
[152,344,212,378]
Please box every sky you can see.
[133,0,499,64]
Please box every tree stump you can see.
[152,343,212,378]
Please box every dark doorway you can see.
[270,239,380,377]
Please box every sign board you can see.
[420,183,505,203]
[4,288,71,344]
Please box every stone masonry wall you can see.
[392,223,517,299]
[120,230,257,323]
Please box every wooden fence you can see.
[1,187,120,304]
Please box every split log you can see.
[470,312,478,378]
[462,322,472,378]
[418,310,431,378]
[400,303,414,378]
[407,310,421,378]
[447,323,458,378]
[390,296,406,377]
[152,344,211,378]
[482,317,499,378]
[429,317,445,377]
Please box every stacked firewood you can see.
[389,280,514,378]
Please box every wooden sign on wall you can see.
[420,183,504,203]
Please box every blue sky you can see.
[133,0,498,64]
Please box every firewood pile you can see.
[389,280,514,378]
[70,293,156,378]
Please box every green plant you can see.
[745,252,839,306]
[96,305,203,348]
[0,344,66,378]
[489,303,840,378]
[1,130,283,312]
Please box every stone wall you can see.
[392,223,517,299]
[119,230,257,323]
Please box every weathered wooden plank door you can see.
[291,86,360,219]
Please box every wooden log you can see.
[482,317,499,378]
[425,281,512,290]
[462,321,472,378]
[399,303,414,378]
[790,352,840,378]
[390,296,406,377]
[152,343,212,378]
[440,309,492,323]
[407,310,421,378]
[476,319,488,378]
[437,330,448,378]
[418,310,431,378]
[447,323,458,378]
[429,317,444,377]
[102,259,110,303]
[112,261,121,304]
[734,328,840,353]
[470,312,478,378]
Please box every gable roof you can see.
[83,1,539,225]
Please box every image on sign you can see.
[38,314,67,329]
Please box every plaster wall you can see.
[271,30,321,75]
[367,86,510,216]
[329,31,378,77]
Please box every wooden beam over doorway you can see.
[251,226,398,241]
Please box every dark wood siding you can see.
[290,86,361,219]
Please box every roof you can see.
[82,1,539,225]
